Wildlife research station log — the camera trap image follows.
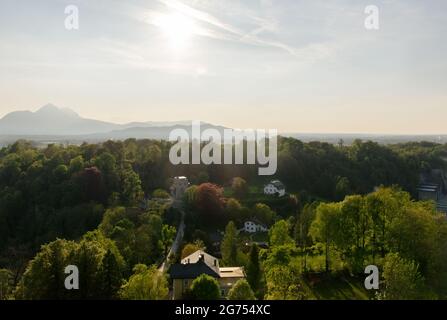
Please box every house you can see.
[264,180,286,197]
[243,219,268,233]
[170,176,190,201]
[170,250,245,299]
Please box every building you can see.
[170,250,245,299]
[417,183,440,202]
[418,169,447,213]
[170,176,190,201]
[263,180,286,197]
[243,220,268,233]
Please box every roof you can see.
[170,261,220,279]
[418,184,439,192]
[181,250,220,274]
[267,180,285,190]
[245,218,267,228]
[170,250,246,280]
[218,267,245,278]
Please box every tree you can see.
[190,274,221,300]
[120,264,168,300]
[310,203,339,272]
[153,189,170,199]
[231,177,248,199]
[246,245,261,293]
[379,252,424,300]
[14,239,78,299]
[181,241,206,259]
[227,279,256,300]
[269,220,294,247]
[0,269,12,300]
[120,167,144,206]
[99,249,124,299]
[161,224,177,257]
[195,183,225,225]
[221,221,238,266]
[265,265,308,300]
[252,203,276,226]
[225,198,244,222]
[335,176,351,200]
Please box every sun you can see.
[154,13,197,51]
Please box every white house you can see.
[264,180,286,197]
[243,220,268,233]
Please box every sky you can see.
[0,0,446,134]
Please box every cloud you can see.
[149,0,303,56]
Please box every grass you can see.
[286,254,372,300]
[306,273,371,300]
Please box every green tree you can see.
[225,198,244,222]
[221,221,238,266]
[310,203,339,272]
[99,249,124,299]
[246,245,261,293]
[0,269,12,300]
[227,279,256,300]
[231,177,248,199]
[190,274,221,300]
[269,220,294,247]
[265,265,307,300]
[14,239,78,299]
[120,168,144,206]
[120,264,168,300]
[161,224,177,257]
[253,203,276,226]
[153,188,170,199]
[181,241,206,259]
[379,252,424,300]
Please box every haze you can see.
[0,0,446,134]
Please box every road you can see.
[159,200,185,273]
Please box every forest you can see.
[0,137,447,300]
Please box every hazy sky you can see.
[0,0,446,134]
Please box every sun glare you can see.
[154,13,197,51]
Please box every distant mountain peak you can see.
[35,103,79,118]
[37,103,59,112]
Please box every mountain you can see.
[0,104,225,145]
[0,104,119,135]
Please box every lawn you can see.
[305,273,372,300]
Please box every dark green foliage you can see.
[190,274,221,300]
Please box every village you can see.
[164,176,288,300]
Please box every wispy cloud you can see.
[147,0,316,57]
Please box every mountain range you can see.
[0,104,228,145]
[1,104,447,146]
[0,104,201,136]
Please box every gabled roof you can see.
[181,250,219,272]
[170,260,220,279]
[245,218,267,228]
[170,250,246,280]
